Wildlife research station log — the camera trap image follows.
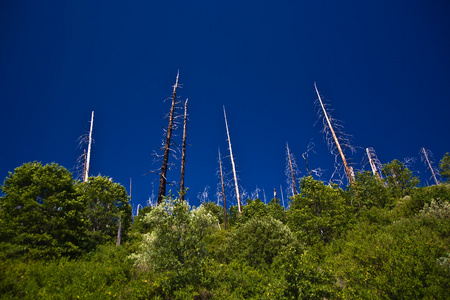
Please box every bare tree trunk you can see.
[286,143,298,195]
[366,148,381,178]
[314,83,354,185]
[223,106,241,213]
[116,215,122,247]
[158,72,179,204]
[84,111,94,182]
[180,99,188,200]
[421,147,439,185]
[218,149,228,230]
[279,184,286,208]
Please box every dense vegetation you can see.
[1,158,449,299]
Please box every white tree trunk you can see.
[223,106,241,213]
[421,147,439,185]
[84,111,94,182]
[314,83,354,185]
[366,148,381,178]
[286,143,298,195]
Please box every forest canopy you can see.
[0,158,449,299]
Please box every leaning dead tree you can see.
[180,99,189,200]
[223,106,241,213]
[286,142,299,196]
[158,72,179,204]
[420,147,440,185]
[218,149,228,229]
[76,111,94,182]
[314,83,354,185]
[366,147,382,179]
[279,184,285,208]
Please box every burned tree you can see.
[366,147,382,179]
[180,99,188,200]
[286,142,299,196]
[218,149,228,229]
[223,106,241,213]
[157,72,179,204]
[75,111,94,182]
[314,83,354,185]
[420,147,440,185]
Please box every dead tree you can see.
[218,149,228,229]
[279,184,285,208]
[314,83,354,185]
[83,111,94,182]
[286,142,299,196]
[158,72,179,204]
[366,147,382,179]
[420,147,440,185]
[116,215,122,247]
[180,99,188,200]
[223,106,241,213]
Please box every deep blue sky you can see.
[1,1,450,212]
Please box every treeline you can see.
[1,157,450,299]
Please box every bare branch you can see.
[314,83,354,185]
[420,147,440,185]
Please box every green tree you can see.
[329,216,450,299]
[201,201,225,225]
[382,159,419,198]
[267,198,286,223]
[0,162,85,259]
[440,152,450,182]
[237,198,268,225]
[216,215,296,268]
[287,176,350,245]
[129,197,217,291]
[75,176,132,249]
[349,171,392,209]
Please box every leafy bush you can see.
[129,197,218,294]
[216,215,296,268]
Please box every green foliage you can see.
[267,198,287,223]
[382,159,419,198]
[288,176,350,245]
[202,259,287,299]
[440,152,450,182]
[131,206,154,234]
[0,162,85,259]
[0,245,134,299]
[2,158,450,299]
[396,184,450,217]
[75,176,132,249]
[237,198,268,225]
[129,196,218,293]
[329,216,450,299]
[349,171,392,210]
[201,201,225,225]
[420,199,450,219]
[227,205,240,227]
[273,242,335,299]
[215,215,296,268]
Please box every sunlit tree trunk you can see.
[180,99,188,200]
[116,215,122,247]
[218,149,228,229]
[84,111,94,182]
[223,106,241,213]
[314,83,354,185]
[366,148,382,179]
[286,142,298,195]
[158,72,179,204]
[421,147,439,185]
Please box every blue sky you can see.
[1,1,450,212]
